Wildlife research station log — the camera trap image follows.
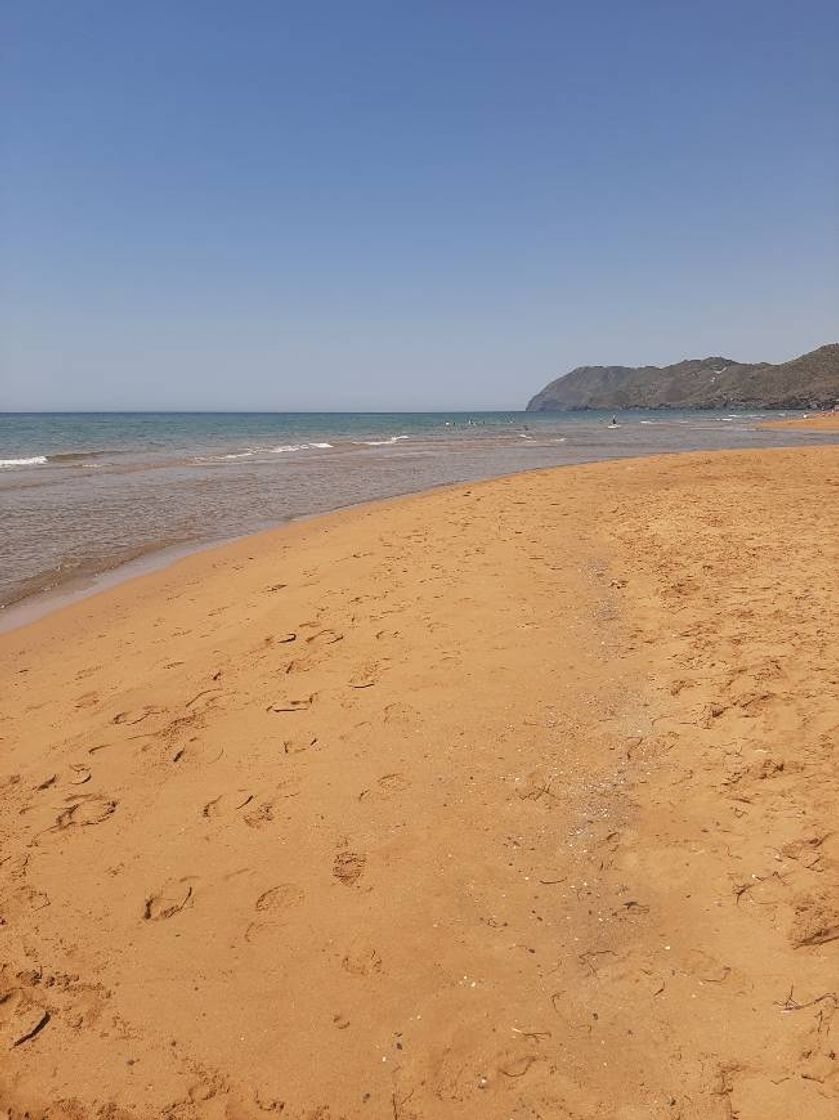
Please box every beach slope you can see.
[1,448,837,1119]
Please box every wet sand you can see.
[1,447,838,1119]
[760,412,839,431]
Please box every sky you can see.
[2,1,838,411]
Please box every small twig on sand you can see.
[512,1026,552,1041]
[775,986,838,1012]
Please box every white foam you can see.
[358,435,409,446]
[0,456,48,468]
[271,442,333,453]
[191,449,255,462]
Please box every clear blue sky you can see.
[3,0,837,410]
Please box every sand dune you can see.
[1,448,837,1118]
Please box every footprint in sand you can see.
[790,895,839,948]
[56,795,117,829]
[340,947,382,976]
[226,1092,286,1117]
[112,705,160,726]
[283,655,322,676]
[333,851,367,886]
[348,666,378,689]
[2,884,50,925]
[255,883,306,912]
[244,883,305,942]
[242,799,274,828]
[184,687,223,711]
[143,877,196,921]
[266,695,314,713]
[496,1049,541,1080]
[37,764,90,791]
[243,791,298,827]
[383,703,419,726]
[305,629,343,648]
[358,773,410,801]
[283,736,318,755]
[202,790,255,818]
[681,948,732,983]
[0,989,51,1049]
[68,764,91,785]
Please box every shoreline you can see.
[4,433,839,638]
[0,476,462,636]
[0,450,712,636]
[2,445,838,1117]
[0,533,245,636]
[759,411,839,431]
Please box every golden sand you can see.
[760,412,839,431]
[2,448,838,1118]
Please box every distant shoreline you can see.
[758,411,839,432]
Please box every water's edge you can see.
[0,476,459,635]
[3,436,838,636]
[4,410,838,634]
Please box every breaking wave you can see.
[0,456,48,469]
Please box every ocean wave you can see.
[0,456,48,468]
[189,450,254,462]
[0,450,117,469]
[47,450,112,463]
[270,442,334,453]
[357,435,410,446]
[193,441,335,463]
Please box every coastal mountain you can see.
[526,343,839,411]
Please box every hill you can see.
[525,343,839,411]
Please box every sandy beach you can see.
[2,447,838,1119]
[760,413,839,431]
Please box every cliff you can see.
[526,343,839,411]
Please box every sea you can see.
[2,410,836,627]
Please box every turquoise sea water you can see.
[1,410,836,613]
